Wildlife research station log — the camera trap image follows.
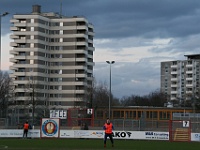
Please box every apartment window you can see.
[31,27,34,31]
[45,29,49,34]
[21,28,26,31]
[30,51,34,56]
[18,68,25,72]
[20,36,26,39]
[20,20,26,23]
[31,19,34,23]
[18,76,25,80]
[18,60,26,64]
[19,52,26,56]
[59,46,63,50]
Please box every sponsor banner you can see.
[60,130,169,140]
[144,131,169,140]
[74,130,104,139]
[3,130,200,141]
[41,118,60,138]
[191,133,200,141]
[0,129,40,138]
[60,130,74,138]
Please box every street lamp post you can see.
[106,61,115,119]
[0,12,9,70]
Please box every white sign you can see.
[50,110,67,119]
[183,120,190,127]
[87,109,93,115]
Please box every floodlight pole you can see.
[0,12,9,70]
[106,61,115,119]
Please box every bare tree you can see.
[0,71,12,118]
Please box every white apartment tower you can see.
[9,5,95,119]
[161,54,200,105]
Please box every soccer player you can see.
[23,121,29,138]
[103,118,114,148]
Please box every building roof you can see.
[184,54,200,60]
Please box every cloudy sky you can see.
[1,0,200,98]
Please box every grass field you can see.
[0,138,200,150]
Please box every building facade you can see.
[161,54,200,105]
[9,5,94,124]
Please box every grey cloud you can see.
[149,34,200,54]
[2,0,200,39]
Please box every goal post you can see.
[169,120,191,142]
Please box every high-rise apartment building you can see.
[9,5,95,120]
[161,54,200,105]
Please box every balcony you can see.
[10,42,18,47]
[186,84,193,87]
[171,91,178,94]
[10,35,19,39]
[186,77,193,81]
[14,39,26,43]
[10,50,18,55]
[186,91,193,94]
[14,22,27,27]
[171,65,178,68]
[186,71,193,74]
[10,26,18,31]
[9,58,17,63]
[186,64,193,67]
[171,84,178,87]
[10,18,19,23]
[171,78,178,81]
[171,71,178,74]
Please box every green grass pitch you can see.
[0,138,200,150]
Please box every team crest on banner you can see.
[41,118,60,138]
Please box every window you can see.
[31,19,34,23]
[59,46,63,50]
[31,27,34,31]
[30,51,34,56]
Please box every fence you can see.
[1,113,200,132]
[93,119,169,131]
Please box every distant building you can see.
[9,5,95,124]
[161,54,200,105]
